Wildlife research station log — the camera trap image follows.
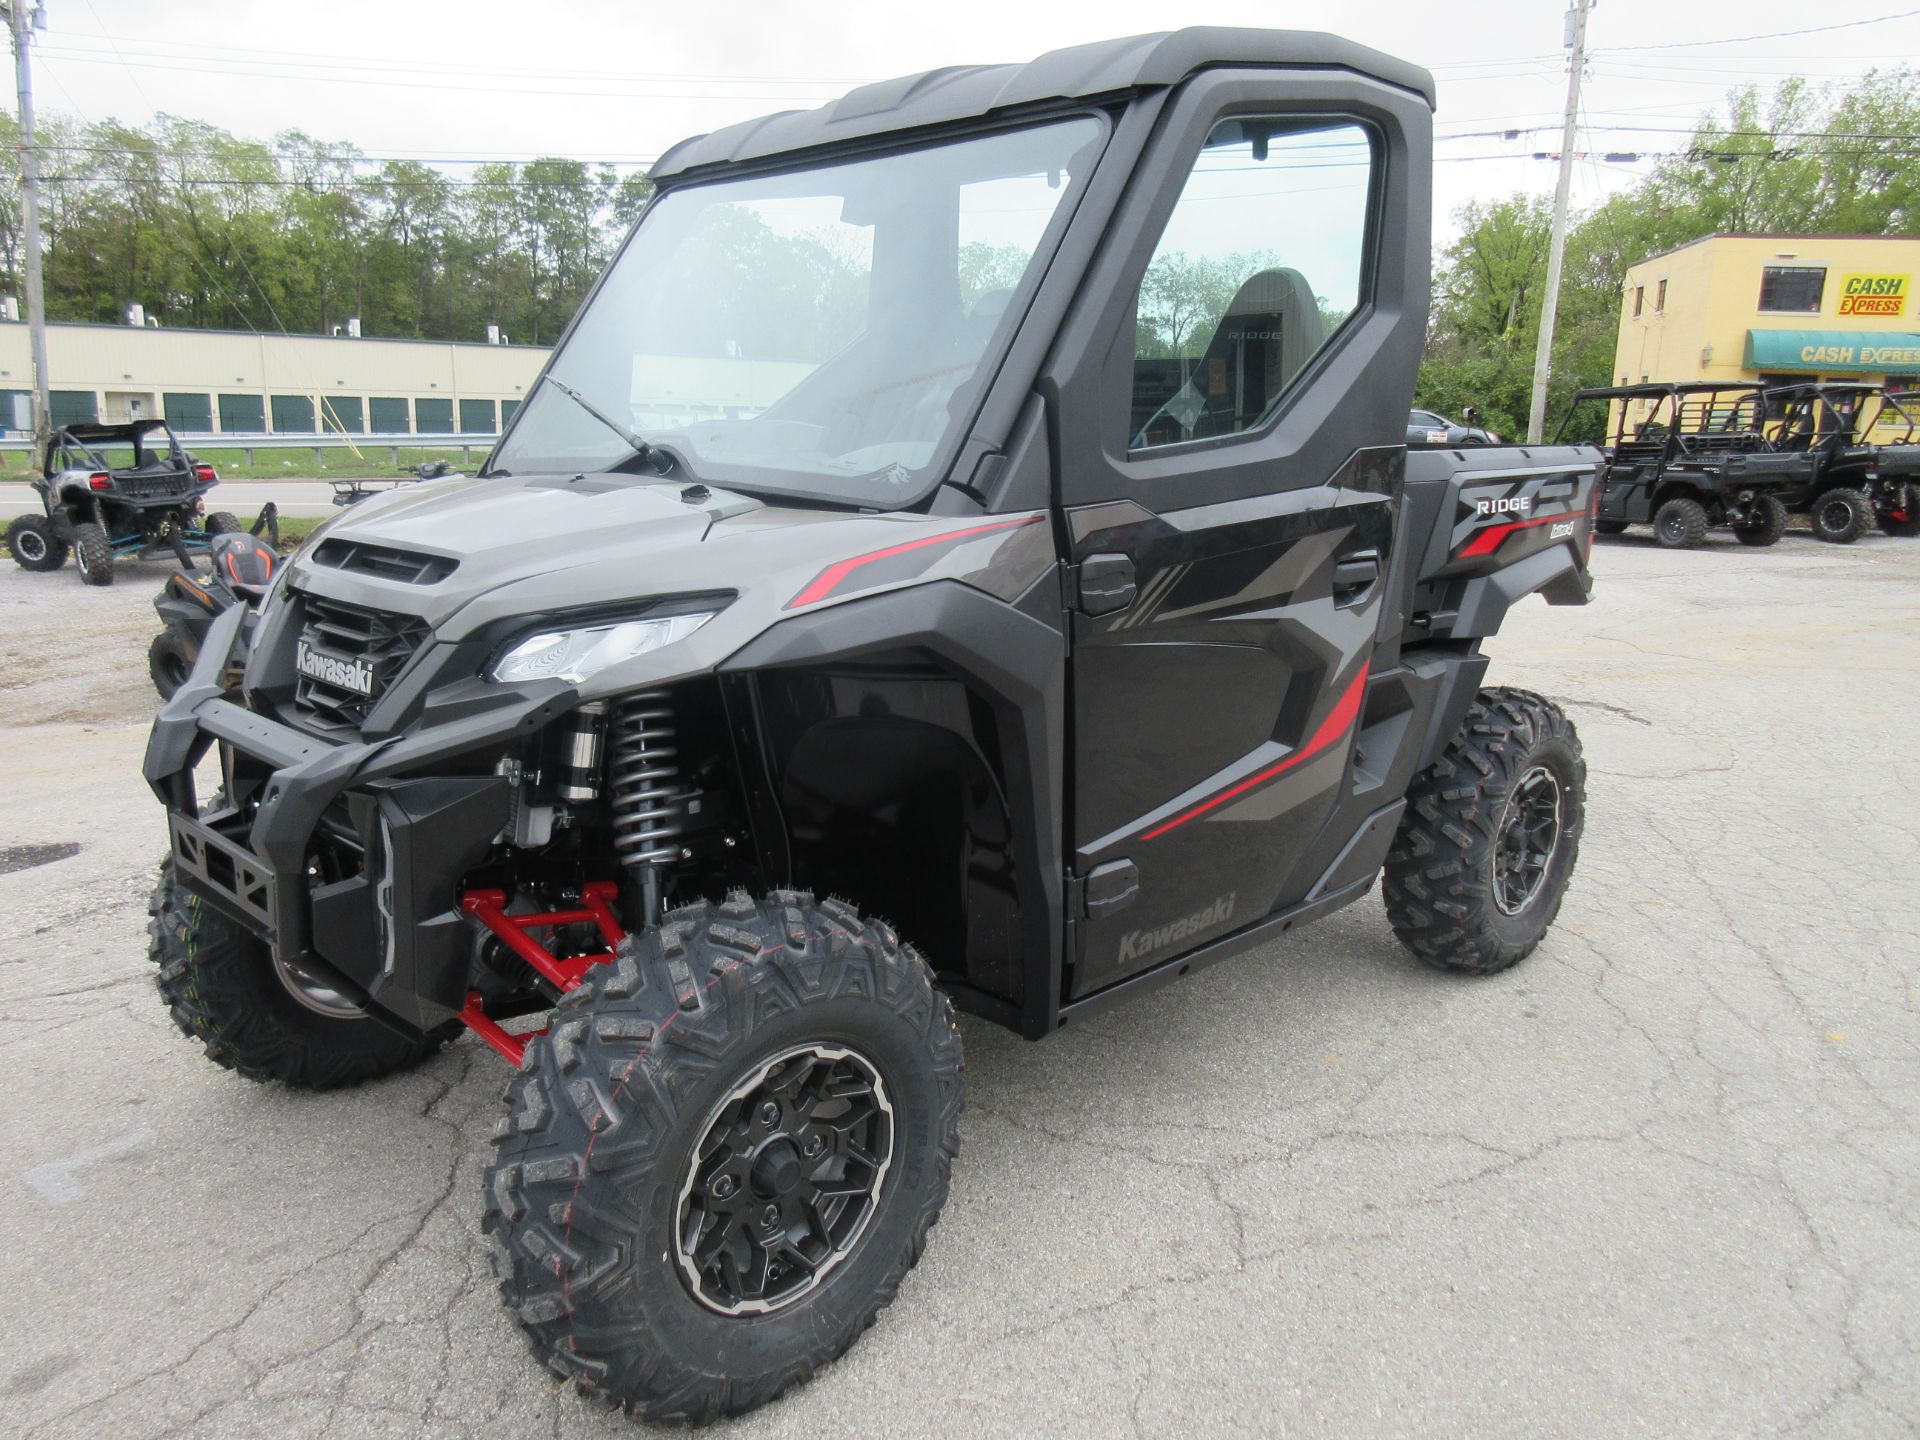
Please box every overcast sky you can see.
[20,0,1920,243]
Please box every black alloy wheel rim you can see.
[675,1043,894,1316]
[15,528,46,562]
[1494,764,1563,917]
[1819,497,1852,533]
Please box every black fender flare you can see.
[720,577,1066,1035]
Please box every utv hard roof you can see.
[650,28,1436,181]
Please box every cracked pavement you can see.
[2,528,1917,1437]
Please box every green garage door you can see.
[164,392,213,431]
[416,397,454,434]
[459,398,496,433]
[50,390,98,427]
[270,395,315,433]
[501,398,520,427]
[219,394,267,433]
[369,396,410,433]
[322,396,364,434]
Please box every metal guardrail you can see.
[0,432,500,466]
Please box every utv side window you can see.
[1128,117,1373,452]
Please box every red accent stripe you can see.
[1459,510,1571,558]
[785,515,1043,610]
[1139,664,1371,841]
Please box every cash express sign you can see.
[1837,274,1908,318]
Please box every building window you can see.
[219,394,266,433]
[369,397,410,433]
[270,395,316,433]
[1655,279,1667,313]
[459,398,497,433]
[1632,286,1644,318]
[1758,266,1825,313]
[416,397,455,434]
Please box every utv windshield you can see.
[490,116,1106,506]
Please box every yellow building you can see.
[1613,234,1920,393]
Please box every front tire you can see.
[483,890,964,1424]
[1383,688,1585,974]
[148,627,197,698]
[148,860,451,1087]
[7,514,67,571]
[203,511,242,535]
[1811,487,1873,544]
[1733,494,1788,547]
[73,522,114,585]
[1652,496,1708,548]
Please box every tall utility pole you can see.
[1526,0,1591,444]
[7,1,48,445]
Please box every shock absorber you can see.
[607,690,685,928]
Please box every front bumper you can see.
[145,605,576,1030]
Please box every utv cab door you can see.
[1042,69,1433,1000]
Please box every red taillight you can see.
[194,464,217,484]
[88,472,111,490]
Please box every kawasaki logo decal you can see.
[1117,893,1235,964]
[296,638,374,696]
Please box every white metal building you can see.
[0,319,550,436]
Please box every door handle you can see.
[1331,549,1380,607]
[1072,553,1137,617]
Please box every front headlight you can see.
[490,612,714,685]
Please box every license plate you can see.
[296,637,375,696]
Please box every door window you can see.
[1128,117,1373,451]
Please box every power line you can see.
[1598,8,1920,52]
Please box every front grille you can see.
[288,592,431,731]
[311,538,458,585]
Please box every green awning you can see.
[1745,329,1920,374]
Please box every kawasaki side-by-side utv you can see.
[6,418,240,585]
[1557,382,1808,548]
[1761,382,1920,541]
[146,29,1599,1423]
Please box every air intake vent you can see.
[311,538,457,585]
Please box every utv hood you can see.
[275,472,1056,671]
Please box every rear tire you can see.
[1733,494,1788,547]
[1652,497,1708,548]
[484,889,964,1424]
[148,627,196,699]
[203,511,241,535]
[148,859,452,1088]
[7,514,67,571]
[1383,688,1585,975]
[1877,485,1920,537]
[72,522,114,585]
[1810,487,1873,544]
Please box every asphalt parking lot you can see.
[2,527,1916,1438]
